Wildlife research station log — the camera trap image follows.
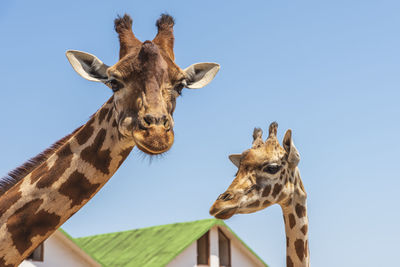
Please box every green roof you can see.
[69,219,267,267]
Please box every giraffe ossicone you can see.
[210,122,309,267]
[0,13,220,266]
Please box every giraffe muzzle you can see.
[209,205,238,220]
[133,124,174,155]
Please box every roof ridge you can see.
[74,218,220,239]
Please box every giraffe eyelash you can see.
[262,164,281,174]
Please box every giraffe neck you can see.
[280,171,309,267]
[0,97,135,266]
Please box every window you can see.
[218,229,231,267]
[197,231,210,265]
[27,243,44,262]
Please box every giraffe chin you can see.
[135,140,171,155]
[210,207,238,220]
[133,128,174,155]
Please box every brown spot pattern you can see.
[286,237,289,247]
[301,225,308,235]
[7,199,60,255]
[98,108,109,125]
[33,144,74,189]
[287,255,293,267]
[0,257,13,267]
[288,213,296,229]
[277,192,288,202]
[81,129,112,174]
[59,171,100,208]
[247,200,260,208]
[106,107,114,122]
[294,239,305,262]
[262,184,271,197]
[0,186,22,217]
[295,204,306,218]
[0,125,82,197]
[75,118,95,145]
[262,199,271,207]
[30,164,49,182]
[272,183,283,198]
[117,131,124,141]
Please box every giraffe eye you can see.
[105,78,123,92]
[174,80,186,96]
[263,164,281,174]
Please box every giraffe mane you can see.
[0,125,84,196]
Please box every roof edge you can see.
[57,229,102,266]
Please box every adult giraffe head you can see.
[210,122,304,219]
[209,123,309,267]
[66,14,219,155]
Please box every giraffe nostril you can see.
[143,115,154,126]
[163,117,170,129]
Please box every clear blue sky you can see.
[1,1,399,266]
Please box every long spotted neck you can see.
[281,170,310,267]
[0,97,135,266]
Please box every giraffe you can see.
[209,122,309,267]
[0,14,220,266]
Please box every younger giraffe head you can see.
[210,122,304,219]
[66,14,220,155]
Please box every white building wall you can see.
[166,242,197,267]
[167,227,222,267]
[230,238,265,267]
[167,226,265,267]
[209,227,220,267]
[19,231,99,267]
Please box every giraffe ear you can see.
[229,154,241,168]
[183,63,220,89]
[66,50,109,82]
[283,129,300,167]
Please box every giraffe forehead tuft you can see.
[263,138,285,155]
[241,141,284,166]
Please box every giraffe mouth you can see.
[133,127,174,155]
[135,139,171,155]
[209,206,238,220]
